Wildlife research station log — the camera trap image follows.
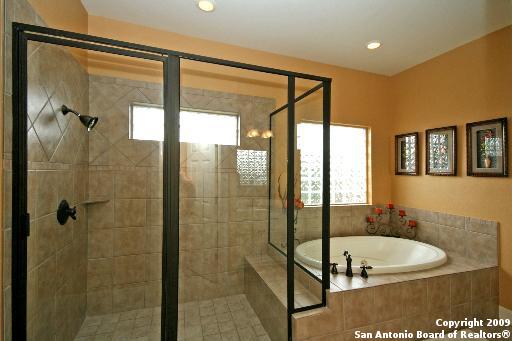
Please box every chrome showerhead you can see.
[61,105,98,131]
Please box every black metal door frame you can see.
[10,22,331,341]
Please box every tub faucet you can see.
[343,251,353,277]
[330,263,338,274]
[360,259,373,279]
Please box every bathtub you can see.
[295,236,447,274]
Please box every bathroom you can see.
[0,0,511,340]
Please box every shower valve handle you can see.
[68,206,77,220]
[57,200,77,225]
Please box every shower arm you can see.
[61,105,80,117]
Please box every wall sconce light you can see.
[246,128,260,138]
[247,128,273,138]
[261,130,273,138]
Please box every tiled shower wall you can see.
[176,84,274,302]
[85,75,164,315]
[85,75,277,314]
[3,0,90,339]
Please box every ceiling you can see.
[81,0,512,76]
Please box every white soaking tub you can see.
[295,236,447,274]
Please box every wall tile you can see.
[88,229,113,259]
[343,287,375,330]
[113,285,146,313]
[437,213,465,229]
[115,199,146,227]
[88,259,113,290]
[427,276,450,312]
[88,200,115,229]
[373,284,403,323]
[450,272,471,306]
[87,289,113,315]
[113,254,146,285]
[402,280,427,317]
[438,225,466,256]
[88,170,114,199]
[114,227,146,256]
[465,217,498,236]
[115,168,147,199]
[466,232,498,265]
[471,269,492,301]
[416,221,439,246]
[146,253,162,281]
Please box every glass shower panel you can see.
[293,79,324,309]
[25,43,164,340]
[179,59,287,340]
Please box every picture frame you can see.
[426,126,457,176]
[466,117,508,177]
[395,132,419,175]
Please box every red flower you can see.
[294,198,304,209]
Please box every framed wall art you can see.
[466,117,508,177]
[395,132,419,175]
[426,126,457,176]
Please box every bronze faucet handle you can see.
[330,263,339,274]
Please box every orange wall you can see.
[390,26,512,309]
[28,0,88,34]
[87,15,394,205]
[27,0,88,65]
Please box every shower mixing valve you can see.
[57,200,77,225]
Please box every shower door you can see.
[9,23,174,341]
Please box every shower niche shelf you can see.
[82,197,110,205]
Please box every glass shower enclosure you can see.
[7,21,330,341]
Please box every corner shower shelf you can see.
[82,197,110,205]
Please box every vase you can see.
[484,155,492,168]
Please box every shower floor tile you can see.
[74,294,271,341]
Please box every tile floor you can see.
[74,294,271,341]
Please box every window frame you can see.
[298,120,371,207]
[129,102,241,145]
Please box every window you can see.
[236,150,268,185]
[298,122,368,206]
[130,103,239,145]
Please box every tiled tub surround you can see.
[277,204,498,268]
[394,206,498,266]
[293,267,500,341]
[263,204,501,340]
[2,0,90,339]
[276,204,498,271]
[86,75,276,314]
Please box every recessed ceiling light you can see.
[366,40,381,50]
[197,0,216,12]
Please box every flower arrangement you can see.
[285,197,305,224]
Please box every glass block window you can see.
[298,123,368,206]
[130,103,239,145]
[236,150,268,185]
